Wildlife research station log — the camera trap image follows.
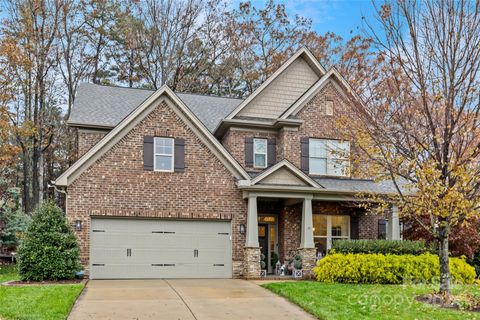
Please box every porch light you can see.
[239,224,246,235]
[74,220,82,231]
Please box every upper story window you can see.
[154,137,174,172]
[309,138,350,176]
[253,138,267,168]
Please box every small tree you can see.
[17,201,81,281]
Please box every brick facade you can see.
[68,100,247,276]
[77,129,108,157]
[70,61,386,279]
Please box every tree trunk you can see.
[438,234,451,295]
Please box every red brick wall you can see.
[67,100,247,274]
[221,129,277,173]
[77,130,108,157]
[220,82,366,177]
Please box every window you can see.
[313,215,350,256]
[325,100,334,116]
[253,138,267,168]
[154,137,174,172]
[309,139,350,176]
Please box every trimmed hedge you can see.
[17,201,81,281]
[332,239,431,255]
[314,253,476,284]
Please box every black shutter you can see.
[378,219,387,240]
[350,215,359,240]
[267,138,276,166]
[143,136,154,171]
[300,137,310,173]
[245,137,253,167]
[174,138,185,172]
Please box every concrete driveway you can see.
[68,279,314,319]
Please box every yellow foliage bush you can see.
[313,253,475,284]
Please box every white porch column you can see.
[245,194,259,247]
[387,205,401,240]
[300,196,315,248]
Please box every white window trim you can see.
[309,138,350,176]
[253,138,268,169]
[314,215,350,251]
[154,137,174,172]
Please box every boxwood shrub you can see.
[332,239,432,255]
[17,201,81,281]
[314,253,475,284]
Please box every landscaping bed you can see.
[0,265,84,320]
[262,281,480,320]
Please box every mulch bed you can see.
[416,293,480,312]
[3,279,86,286]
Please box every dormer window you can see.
[253,138,267,168]
[309,139,349,176]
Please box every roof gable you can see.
[225,47,326,121]
[56,86,250,186]
[280,67,360,119]
[251,160,322,188]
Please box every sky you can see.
[233,0,380,40]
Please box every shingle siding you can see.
[237,57,319,119]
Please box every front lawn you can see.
[262,281,480,320]
[0,265,84,320]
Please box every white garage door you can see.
[90,218,232,279]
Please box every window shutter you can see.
[174,138,185,172]
[267,138,276,166]
[143,136,154,171]
[245,137,253,167]
[350,215,359,239]
[300,137,309,173]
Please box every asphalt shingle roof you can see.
[313,177,403,194]
[68,83,243,132]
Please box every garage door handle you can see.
[194,249,198,257]
[127,248,131,257]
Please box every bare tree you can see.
[346,0,480,295]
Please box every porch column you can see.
[300,196,315,248]
[387,205,401,240]
[245,194,259,247]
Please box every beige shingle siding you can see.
[260,168,306,185]
[237,57,319,119]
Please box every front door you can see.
[258,224,268,271]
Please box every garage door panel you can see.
[90,218,231,279]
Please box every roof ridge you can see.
[80,82,155,92]
[80,82,244,100]
[177,91,244,101]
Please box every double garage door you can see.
[90,218,232,279]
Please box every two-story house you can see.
[55,47,401,279]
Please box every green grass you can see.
[0,265,84,320]
[262,281,480,320]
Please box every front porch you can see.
[242,193,401,279]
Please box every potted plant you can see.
[260,253,267,277]
[292,254,303,279]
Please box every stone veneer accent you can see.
[243,247,261,279]
[297,247,317,278]
[67,99,247,276]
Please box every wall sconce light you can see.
[239,224,246,235]
[74,220,82,231]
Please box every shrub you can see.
[17,201,81,281]
[314,253,475,284]
[332,239,432,255]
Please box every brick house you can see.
[55,47,401,279]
